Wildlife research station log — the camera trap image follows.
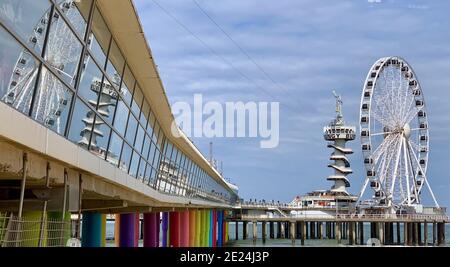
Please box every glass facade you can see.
[0,0,236,204]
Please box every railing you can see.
[0,214,73,247]
[235,213,449,222]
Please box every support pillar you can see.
[318,222,323,239]
[81,213,105,247]
[403,222,408,246]
[114,214,120,247]
[348,222,355,245]
[189,210,196,247]
[359,222,364,245]
[284,222,289,239]
[143,213,159,247]
[213,210,217,247]
[276,222,281,239]
[252,221,257,244]
[290,222,295,245]
[437,223,445,246]
[180,211,190,247]
[280,222,285,239]
[217,211,223,247]
[424,221,428,246]
[336,222,342,244]
[378,222,384,245]
[243,221,248,240]
[206,210,211,247]
[134,214,140,247]
[195,210,201,246]
[301,221,306,245]
[433,222,437,246]
[119,213,136,247]
[162,212,169,247]
[396,222,401,245]
[269,222,274,239]
[262,222,266,244]
[169,212,180,247]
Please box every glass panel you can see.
[131,85,142,116]
[147,110,155,135]
[140,99,149,127]
[134,125,145,152]
[89,115,111,160]
[137,158,145,180]
[142,134,151,160]
[120,65,134,105]
[68,98,94,149]
[78,52,102,108]
[148,142,156,164]
[112,96,128,136]
[105,40,124,83]
[32,67,73,135]
[129,150,139,178]
[150,167,157,186]
[58,0,92,38]
[107,131,122,167]
[0,0,51,54]
[119,143,132,173]
[152,121,160,144]
[125,113,138,145]
[88,7,110,68]
[0,28,38,115]
[144,163,151,184]
[45,11,82,86]
[97,76,118,125]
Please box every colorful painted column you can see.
[212,210,217,247]
[209,210,213,247]
[143,213,159,247]
[134,213,140,247]
[81,212,105,247]
[189,210,196,246]
[203,209,209,247]
[114,214,120,247]
[119,213,136,247]
[195,210,201,247]
[169,212,180,247]
[162,212,169,247]
[224,211,228,244]
[180,211,190,247]
[217,210,223,247]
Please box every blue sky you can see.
[134,0,450,209]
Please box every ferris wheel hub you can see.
[403,123,411,139]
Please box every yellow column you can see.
[189,210,196,247]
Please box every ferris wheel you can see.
[3,1,84,132]
[358,56,439,211]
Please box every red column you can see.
[134,213,140,247]
[180,211,190,247]
[212,210,217,247]
[169,212,180,247]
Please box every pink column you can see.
[212,210,217,247]
[180,211,190,247]
[134,213,140,247]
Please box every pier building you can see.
[0,0,237,247]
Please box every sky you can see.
[134,0,450,209]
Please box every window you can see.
[148,142,156,165]
[140,100,149,127]
[120,65,134,105]
[57,0,92,38]
[68,98,94,148]
[112,97,129,137]
[119,143,132,173]
[131,85,143,117]
[0,0,51,54]
[0,27,39,115]
[142,134,151,160]
[105,40,124,83]
[129,150,140,178]
[107,131,123,167]
[137,158,145,180]
[44,10,82,87]
[125,114,138,145]
[89,115,111,159]
[31,67,73,135]
[78,52,103,108]
[88,7,110,68]
[134,125,145,152]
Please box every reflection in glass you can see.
[120,65,134,105]
[125,114,138,145]
[89,115,111,160]
[89,7,110,68]
[107,131,123,168]
[78,52,102,107]
[32,67,73,135]
[137,158,145,180]
[105,40,124,82]
[113,97,129,137]
[120,143,132,173]
[0,0,51,54]
[140,100,149,127]
[129,151,140,178]
[142,134,151,160]
[68,98,94,148]
[131,85,142,116]
[58,0,91,38]
[148,142,156,165]
[0,28,38,115]
[44,11,82,86]
[134,125,145,152]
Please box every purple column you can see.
[119,213,136,247]
[162,212,169,247]
[143,213,160,247]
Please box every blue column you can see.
[217,211,223,247]
[162,212,169,247]
[81,212,103,247]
